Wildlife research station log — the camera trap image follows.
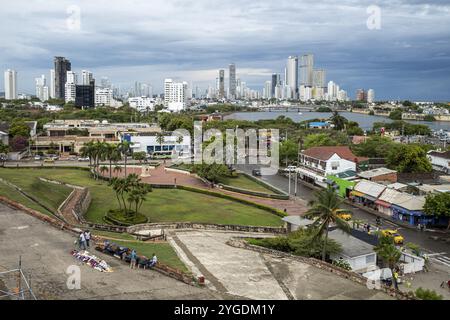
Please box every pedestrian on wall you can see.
[79,232,87,251]
[84,230,91,248]
[130,250,137,269]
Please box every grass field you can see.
[0,168,282,227]
[218,174,275,194]
[110,240,188,272]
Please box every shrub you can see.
[415,287,443,300]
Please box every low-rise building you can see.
[128,96,156,112]
[297,146,367,187]
[328,229,377,273]
[357,167,397,183]
[427,150,450,174]
[350,180,386,209]
[123,132,191,158]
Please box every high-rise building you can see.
[263,81,272,99]
[81,70,93,85]
[286,56,298,99]
[164,79,188,112]
[367,89,375,103]
[271,74,279,97]
[75,79,95,108]
[65,71,77,103]
[300,54,314,87]
[229,63,236,99]
[54,57,71,99]
[50,69,56,99]
[356,89,366,101]
[35,75,49,102]
[4,69,17,100]
[218,69,225,99]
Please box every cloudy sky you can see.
[1,0,450,100]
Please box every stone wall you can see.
[226,237,414,300]
[127,222,286,235]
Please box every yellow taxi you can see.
[337,212,352,221]
[381,229,404,245]
[43,158,55,163]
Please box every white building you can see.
[128,96,156,112]
[298,146,364,187]
[35,75,49,102]
[286,56,298,99]
[65,71,77,103]
[124,132,191,157]
[328,230,377,273]
[95,88,123,108]
[4,69,17,100]
[367,89,375,103]
[81,70,93,85]
[164,79,188,112]
[50,69,56,99]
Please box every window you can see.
[331,161,339,170]
[366,254,375,264]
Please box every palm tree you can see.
[105,144,121,179]
[306,187,351,261]
[80,141,94,169]
[374,236,401,289]
[330,111,347,131]
[99,165,108,176]
[118,141,131,177]
[113,165,122,176]
[156,132,165,153]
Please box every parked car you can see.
[283,166,297,173]
[78,157,90,162]
[337,212,352,221]
[380,229,404,245]
[252,169,261,176]
[34,155,42,161]
[43,158,55,163]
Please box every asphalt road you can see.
[237,164,450,266]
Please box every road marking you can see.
[11,225,29,230]
[429,253,450,268]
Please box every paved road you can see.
[237,164,450,266]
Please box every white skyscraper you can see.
[35,75,49,102]
[367,89,375,103]
[81,70,93,85]
[4,69,17,100]
[50,69,56,99]
[65,71,77,103]
[164,79,188,112]
[286,56,298,99]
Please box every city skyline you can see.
[0,0,449,100]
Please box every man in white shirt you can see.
[79,232,87,250]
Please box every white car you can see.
[77,157,90,162]
[34,155,42,161]
[283,166,297,173]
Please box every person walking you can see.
[84,230,91,248]
[130,250,137,269]
[79,232,87,251]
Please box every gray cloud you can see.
[0,0,449,100]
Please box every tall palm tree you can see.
[118,141,131,177]
[156,132,165,153]
[80,141,95,169]
[330,111,347,131]
[306,187,351,261]
[106,144,121,179]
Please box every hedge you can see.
[218,183,290,200]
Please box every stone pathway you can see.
[168,230,394,300]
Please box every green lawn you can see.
[0,168,282,227]
[0,180,54,216]
[111,240,188,272]
[218,174,275,194]
[0,172,72,212]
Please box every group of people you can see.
[77,230,91,250]
[129,249,158,270]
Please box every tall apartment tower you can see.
[300,54,314,87]
[81,70,93,85]
[218,69,225,99]
[229,63,236,99]
[4,69,17,100]
[356,89,366,101]
[286,56,298,99]
[54,56,71,99]
[50,69,56,99]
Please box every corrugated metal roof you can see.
[392,194,426,211]
[378,188,405,203]
[354,180,386,198]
